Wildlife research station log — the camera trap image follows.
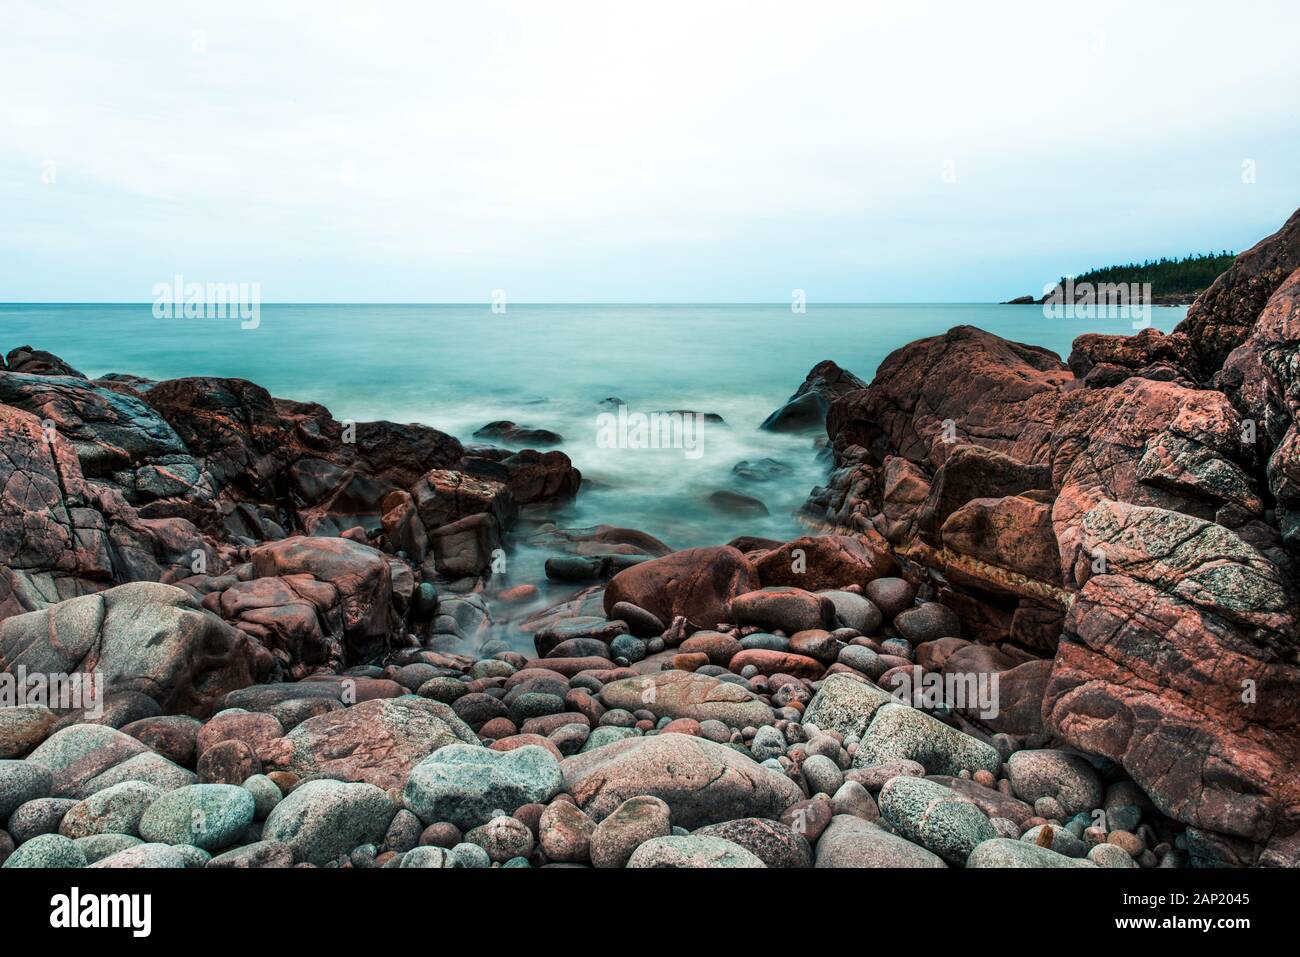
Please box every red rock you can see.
[754,533,898,591]
[520,656,614,678]
[602,545,760,632]
[669,652,709,672]
[729,649,825,680]
[661,718,701,736]
[678,631,742,666]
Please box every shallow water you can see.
[1,302,1185,555]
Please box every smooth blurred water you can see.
[1,303,1185,552]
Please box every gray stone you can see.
[814,814,946,868]
[2,832,87,868]
[855,703,1001,776]
[1005,750,1104,816]
[1021,823,1087,858]
[88,843,186,869]
[60,781,162,838]
[5,797,75,842]
[626,834,765,868]
[1089,842,1140,868]
[73,833,144,863]
[802,674,895,738]
[879,776,996,865]
[967,837,1096,868]
[801,754,844,796]
[0,760,53,821]
[404,744,562,830]
[400,845,460,868]
[138,783,256,851]
[562,733,803,828]
[262,779,397,866]
[693,818,812,868]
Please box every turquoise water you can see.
[1,303,1185,552]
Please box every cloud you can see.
[2,0,1298,301]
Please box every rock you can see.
[761,360,866,432]
[74,833,144,864]
[694,818,812,868]
[864,577,916,619]
[819,590,883,634]
[198,740,261,786]
[473,421,562,446]
[88,843,187,869]
[706,490,769,517]
[138,784,256,851]
[465,815,534,862]
[626,834,764,868]
[754,534,898,591]
[0,760,53,821]
[6,797,76,842]
[2,833,88,869]
[401,845,461,868]
[1089,842,1140,868]
[242,775,283,820]
[120,716,202,767]
[1175,205,1300,375]
[539,800,595,863]
[599,670,773,728]
[878,775,996,864]
[727,648,824,679]
[206,840,295,868]
[59,781,161,839]
[0,706,57,758]
[404,744,563,830]
[678,631,742,666]
[728,587,835,634]
[608,601,665,639]
[732,458,794,482]
[562,733,803,828]
[855,703,1001,776]
[893,602,961,643]
[966,837,1095,868]
[248,536,398,660]
[590,795,673,868]
[801,754,845,796]
[831,780,880,821]
[1005,750,1103,817]
[1,583,271,718]
[262,779,396,865]
[258,696,476,790]
[814,814,946,868]
[602,546,760,632]
[802,674,896,738]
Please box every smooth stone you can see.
[626,834,765,868]
[403,744,563,830]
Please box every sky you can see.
[2,0,1299,303]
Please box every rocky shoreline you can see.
[2,208,1299,870]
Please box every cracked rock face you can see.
[0,581,272,718]
[811,217,1300,863]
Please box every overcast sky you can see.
[2,0,1298,302]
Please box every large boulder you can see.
[814,814,946,868]
[248,537,398,660]
[1,582,272,718]
[403,744,563,830]
[753,533,898,591]
[599,671,774,728]
[602,546,759,632]
[561,733,803,828]
[262,779,397,865]
[258,696,477,790]
[761,360,867,432]
[1044,500,1300,858]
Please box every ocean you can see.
[0,302,1186,558]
